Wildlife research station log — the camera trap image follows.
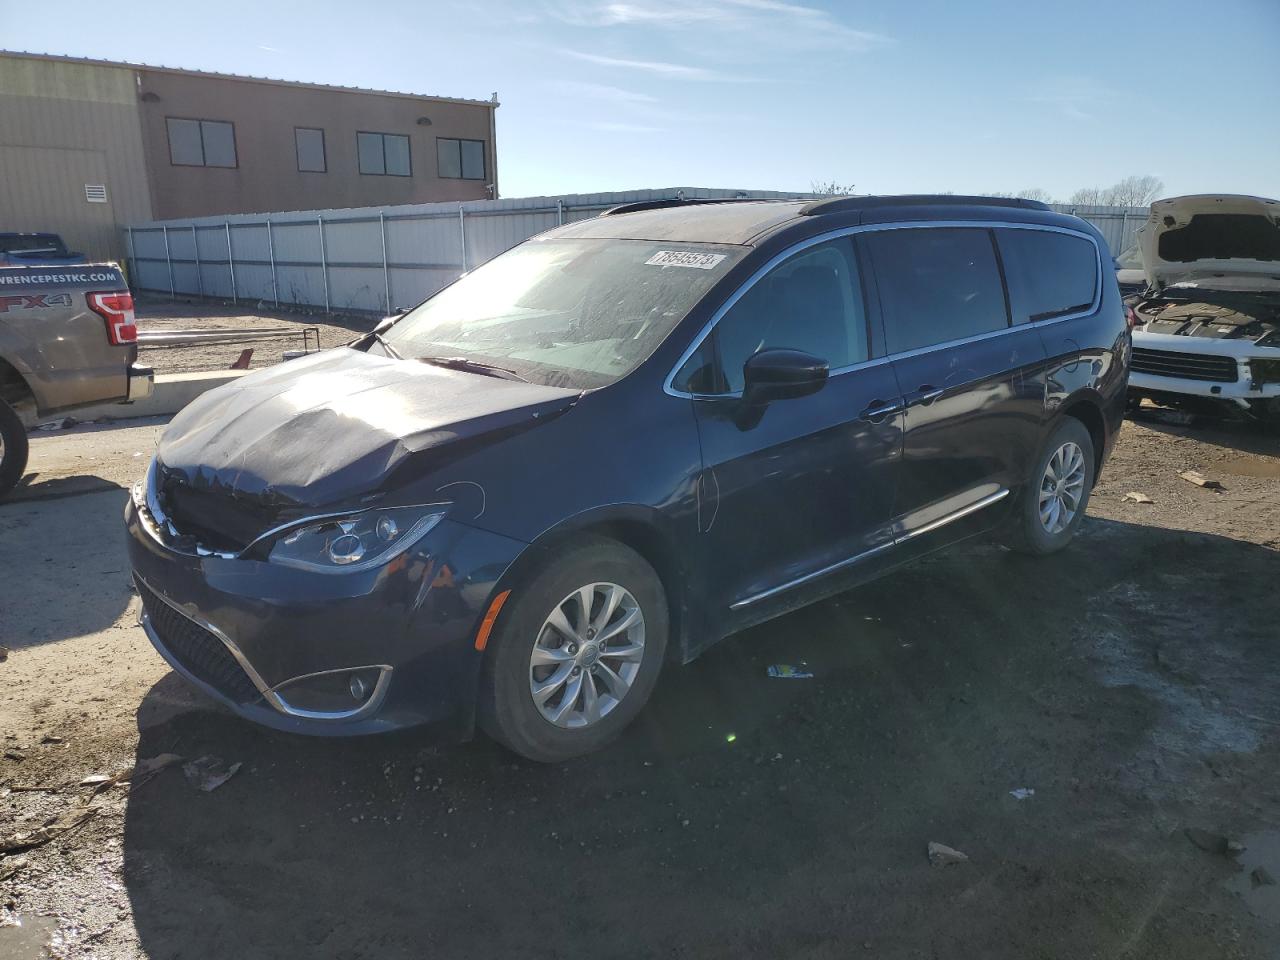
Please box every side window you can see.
[166,118,237,168]
[713,239,868,393]
[295,127,326,173]
[866,228,1008,354]
[996,229,1098,323]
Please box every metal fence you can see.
[123,191,1149,315]
[122,188,808,315]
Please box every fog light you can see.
[349,674,369,701]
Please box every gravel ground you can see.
[134,296,375,375]
[1,411,1278,959]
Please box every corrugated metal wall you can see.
[0,57,154,262]
[124,191,1149,314]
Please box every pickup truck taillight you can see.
[87,292,137,345]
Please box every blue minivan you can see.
[126,196,1129,761]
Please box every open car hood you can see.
[156,347,581,509]
[1139,194,1280,289]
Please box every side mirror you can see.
[737,348,828,426]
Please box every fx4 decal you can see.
[0,293,75,312]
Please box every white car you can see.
[1128,194,1280,424]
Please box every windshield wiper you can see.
[358,329,402,359]
[417,356,529,382]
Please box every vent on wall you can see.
[85,184,108,204]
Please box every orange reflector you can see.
[474,589,512,651]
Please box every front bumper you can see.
[125,496,526,736]
[1130,331,1280,406]
[1129,370,1280,405]
[125,363,154,402]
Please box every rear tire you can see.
[478,536,668,762]
[1004,418,1095,556]
[0,398,29,499]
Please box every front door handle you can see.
[858,398,905,423]
[906,384,945,406]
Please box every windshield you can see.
[0,234,66,256]
[382,238,743,389]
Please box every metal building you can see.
[0,50,499,263]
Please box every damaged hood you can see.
[1139,194,1280,289]
[157,347,580,507]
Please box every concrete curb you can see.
[72,370,246,422]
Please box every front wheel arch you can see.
[488,507,692,664]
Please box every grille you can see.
[1131,347,1238,383]
[138,580,260,704]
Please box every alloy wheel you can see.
[1038,440,1086,535]
[528,582,646,729]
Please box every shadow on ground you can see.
[0,489,133,649]
[121,519,1280,959]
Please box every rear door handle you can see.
[858,398,905,422]
[906,384,945,406]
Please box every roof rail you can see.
[601,196,791,217]
[800,195,1052,216]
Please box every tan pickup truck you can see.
[0,263,154,497]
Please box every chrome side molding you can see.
[729,487,1010,610]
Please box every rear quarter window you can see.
[996,229,1098,323]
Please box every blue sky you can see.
[3,0,1278,200]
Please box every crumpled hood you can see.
[157,347,580,507]
[1140,194,1280,289]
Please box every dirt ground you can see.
[1,408,1279,959]
[134,296,375,374]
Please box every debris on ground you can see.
[767,664,814,679]
[1178,470,1225,491]
[1009,788,1035,800]
[183,755,242,792]
[0,808,98,854]
[1184,828,1243,857]
[0,646,8,662]
[927,841,969,866]
[1252,866,1276,888]
[1122,492,1155,504]
[80,752,184,797]
[4,749,25,762]
[36,417,78,431]
[0,855,28,882]
[39,735,63,745]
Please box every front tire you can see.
[1005,418,1095,556]
[478,536,668,762]
[0,398,30,499]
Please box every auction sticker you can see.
[645,250,727,270]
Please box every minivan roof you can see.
[548,195,1071,247]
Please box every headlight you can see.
[267,505,446,574]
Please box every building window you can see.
[295,127,327,172]
[166,118,237,168]
[357,132,411,176]
[437,138,486,180]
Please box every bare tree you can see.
[810,180,857,196]
[1069,175,1164,208]
[982,188,1055,202]
[1105,174,1164,208]
[1068,186,1109,206]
